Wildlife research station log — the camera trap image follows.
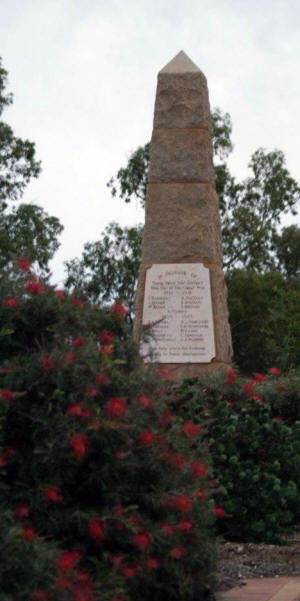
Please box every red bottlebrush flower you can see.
[73,337,86,348]
[77,569,94,585]
[115,450,127,460]
[169,546,185,559]
[214,505,227,518]
[173,494,193,513]
[274,416,282,422]
[89,418,101,431]
[145,557,160,569]
[22,526,37,541]
[114,505,125,516]
[55,289,65,301]
[31,590,50,601]
[253,372,267,382]
[110,554,125,570]
[73,591,94,601]
[41,354,54,371]
[243,383,254,397]
[161,523,174,537]
[87,518,105,542]
[165,450,185,469]
[132,531,151,551]
[3,297,18,308]
[195,489,205,501]
[25,276,45,295]
[99,330,115,346]
[158,409,174,427]
[269,366,280,377]
[85,386,97,397]
[6,447,16,457]
[43,486,63,503]
[138,395,152,409]
[17,257,31,271]
[111,301,128,318]
[63,351,76,365]
[253,394,263,403]
[177,519,192,532]
[138,430,156,445]
[190,460,208,479]
[105,397,128,419]
[73,297,84,308]
[1,388,13,402]
[227,400,234,408]
[100,345,113,356]
[67,403,88,418]
[0,453,7,467]
[55,574,73,591]
[158,367,171,381]
[14,504,30,520]
[227,368,237,385]
[95,373,108,385]
[182,420,201,437]
[173,455,185,470]
[56,550,81,572]
[128,513,140,526]
[69,434,90,460]
[72,580,96,601]
[122,565,136,579]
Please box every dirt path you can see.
[216,529,300,592]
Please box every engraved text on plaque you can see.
[141,263,216,363]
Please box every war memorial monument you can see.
[134,51,232,379]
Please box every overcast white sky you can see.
[1,0,300,284]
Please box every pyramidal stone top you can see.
[159,50,201,74]
[151,50,211,140]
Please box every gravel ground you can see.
[215,529,300,592]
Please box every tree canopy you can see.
[65,222,143,315]
[0,57,62,271]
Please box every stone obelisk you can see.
[134,51,232,379]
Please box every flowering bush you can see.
[177,369,300,543]
[0,264,217,600]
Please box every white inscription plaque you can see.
[141,263,216,363]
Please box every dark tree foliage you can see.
[65,222,143,316]
[0,57,63,272]
[221,149,300,270]
[0,58,41,203]
[210,107,233,160]
[227,269,300,374]
[0,202,63,272]
[273,224,300,279]
[107,144,150,209]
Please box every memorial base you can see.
[160,361,229,381]
[134,358,229,383]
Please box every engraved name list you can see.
[141,263,216,363]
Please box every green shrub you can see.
[177,369,300,544]
[0,263,217,601]
[227,269,300,375]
